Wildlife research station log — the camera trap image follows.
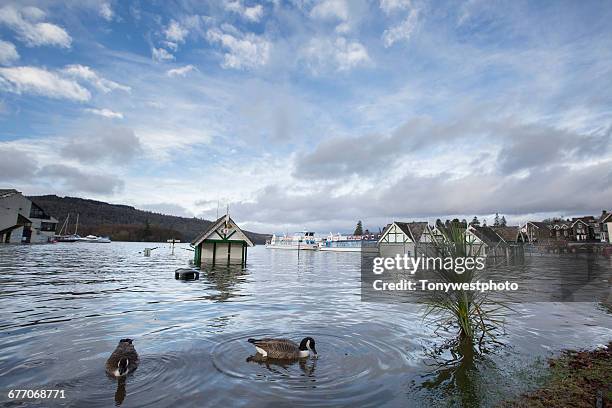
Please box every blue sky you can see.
[0,0,611,233]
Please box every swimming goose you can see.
[247,337,317,359]
[105,339,139,377]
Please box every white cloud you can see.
[84,108,123,119]
[382,7,419,47]
[0,39,19,65]
[0,66,90,101]
[206,26,270,70]
[310,0,349,21]
[224,1,264,22]
[300,37,370,74]
[62,64,131,93]
[166,64,196,77]
[164,20,188,43]
[99,2,114,21]
[380,0,412,14]
[0,5,71,48]
[152,47,175,62]
[243,4,264,22]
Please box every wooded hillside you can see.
[29,195,270,244]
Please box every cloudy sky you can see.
[0,0,611,234]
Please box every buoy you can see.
[175,268,199,280]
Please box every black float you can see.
[175,268,199,280]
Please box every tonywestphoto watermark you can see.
[361,249,612,303]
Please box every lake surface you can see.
[0,242,611,407]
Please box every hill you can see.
[28,195,270,244]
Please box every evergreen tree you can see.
[144,219,151,241]
[494,213,500,227]
[471,216,480,226]
[353,220,363,236]
[482,218,487,226]
[500,216,507,227]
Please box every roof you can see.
[390,221,429,242]
[433,219,467,236]
[0,189,19,199]
[191,214,254,247]
[570,219,589,228]
[492,226,519,242]
[528,221,551,229]
[599,211,612,224]
[469,225,505,246]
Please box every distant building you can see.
[599,210,612,243]
[549,219,573,240]
[518,221,551,243]
[492,226,519,243]
[377,221,433,257]
[465,225,507,257]
[191,214,254,267]
[0,189,58,244]
[570,218,592,241]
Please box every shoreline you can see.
[501,342,611,407]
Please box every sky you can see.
[0,0,611,234]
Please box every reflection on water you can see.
[246,354,317,379]
[0,243,611,407]
[114,378,126,406]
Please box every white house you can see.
[465,225,507,257]
[377,221,433,257]
[0,189,58,244]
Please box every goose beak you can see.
[311,347,318,357]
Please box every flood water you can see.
[0,242,611,407]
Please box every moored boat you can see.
[78,235,111,243]
[265,231,318,250]
[319,233,363,252]
[55,213,81,242]
[318,233,382,252]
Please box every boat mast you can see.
[75,213,79,235]
[59,213,70,236]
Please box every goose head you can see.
[299,337,317,357]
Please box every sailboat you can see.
[55,213,82,242]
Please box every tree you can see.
[471,216,480,226]
[353,220,363,236]
[500,216,507,227]
[482,218,487,226]
[493,213,500,227]
[144,219,151,241]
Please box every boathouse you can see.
[191,214,253,267]
[377,221,433,257]
[465,225,507,257]
[0,189,58,244]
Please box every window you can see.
[40,222,56,232]
[29,203,50,219]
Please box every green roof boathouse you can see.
[191,214,254,268]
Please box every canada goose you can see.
[247,337,317,359]
[105,339,139,377]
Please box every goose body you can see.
[105,339,139,377]
[247,337,317,359]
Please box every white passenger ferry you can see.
[265,231,319,250]
[319,233,381,252]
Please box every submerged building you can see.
[0,189,58,244]
[191,214,254,267]
[377,221,435,257]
